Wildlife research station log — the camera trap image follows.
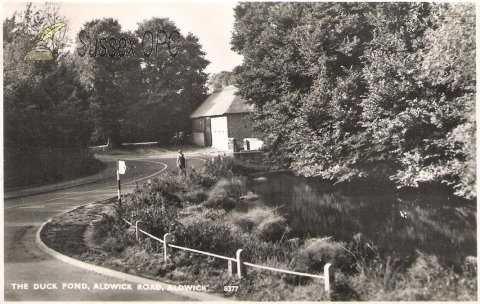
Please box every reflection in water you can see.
[248,173,476,266]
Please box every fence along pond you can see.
[122,218,334,295]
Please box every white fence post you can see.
[236,249,245,278]
[164,233,172,261]
[228,259,237,276]
[324,263,335,297]
[135,221,141,241]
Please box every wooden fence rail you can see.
[122,217,334,295]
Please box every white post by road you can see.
[117,159,121,207]
[117,159,127,207]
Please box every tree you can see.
[231,2,476,198]
[232,2,373,176]
[3,3,98,188]
[360,3,435,177]
[119,17,209,143]
[361,3,476,198]
[393,3,476,198]
[208,71,236,90]
[4,3,91,150]
[74,18,143,146]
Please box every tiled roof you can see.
[190,85,253,118]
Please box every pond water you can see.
[248,172,476,268]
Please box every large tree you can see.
[231,2,476,198]
[360,3,476,198]
[119,18,209,143]
[76,17,209,144]
[232,2,373,176]
[208,71,236,90]
[74,18,143,146]
[4,3,92,150]
[3,3,98,188]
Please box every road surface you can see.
[3,155,207,301]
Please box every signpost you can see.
[117,159,127,207]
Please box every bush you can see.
[255,216,289,242]
[91,214,115,245]
[186,169,218,188]
[147,174,185,205]
[290,237,347,274]
[231,208,278,233]
[175,211,239,258]
[201,156,270,181]
[339,247,477,301]
[121,184,181,240]
[178,187,208,204]
[91,212,132,252]
[204,177,246,211]
[393,252,478,301]
[232,207,290,242]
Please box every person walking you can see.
[177,150,187,176]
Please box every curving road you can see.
[3,154,208,301]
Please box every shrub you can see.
[231,208,277,233]
[91,214,115,245]
[339,247,478,301]
[393,252,478,301]
[204,177,246,211]
[290,237,347,274]
[201,156,269,181]
[178,187,208,204]
[232,207,291,243]
[175,212,239,258]
[91,212,132,252]
[121,189,181,240]
[186,169,218,188]
[179,204,205,217]
[255,216,289,242]
[147,174,185,205]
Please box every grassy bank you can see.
[41,157,477,301]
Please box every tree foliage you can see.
[73,17,209,144]
[231,2,476,199]
[120,18,209,143]
[208,71,236,89]
[6,4,210,149]
[4,3,210,186]
[73,18,142,145]
[4,3,92,149]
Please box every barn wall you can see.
[192,133,206,146]
[191,114,258,150]
[227,113,254,149]
[191,118,207,146]
[192,118,206,133]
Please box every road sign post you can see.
[117,159,121,207]
[117,159,127,207]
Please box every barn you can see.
[190,85,260,151]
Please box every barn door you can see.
[211,116,228,151]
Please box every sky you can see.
[2,1,244,75]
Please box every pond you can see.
[248,172,476,268]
